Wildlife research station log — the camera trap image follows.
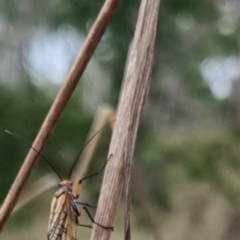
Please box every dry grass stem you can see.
[13,173,59,214]
[72,105,115,185]
[0,0,121,232]
[90,0,161,239]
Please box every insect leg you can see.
[75,154,113,199]
[77,223,93,228]
[75,202,97,208]
[78,207,113,230]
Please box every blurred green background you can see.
[1,0,240,239]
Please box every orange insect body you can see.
[48,181,78,240]
[47,156,113,240]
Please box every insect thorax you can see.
[55,180,73,198]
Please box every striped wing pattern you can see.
[48,192,77,240]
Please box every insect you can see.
[5,125,114,240]
[47,153,113,240]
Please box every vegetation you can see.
[0,0,240,239]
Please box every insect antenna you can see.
[5,130,63,181]
[67,120,115,180]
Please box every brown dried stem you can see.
[72,105,115,184]
[0,0,121,232]
[90,0,161,239]
[12,173,59,214]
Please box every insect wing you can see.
[64,219,77,240]
[48,192,77,240]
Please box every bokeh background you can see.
[1,0,240,239]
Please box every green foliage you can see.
[1,1,240,238]
[0,81,111,202]
[136,130,240,207]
